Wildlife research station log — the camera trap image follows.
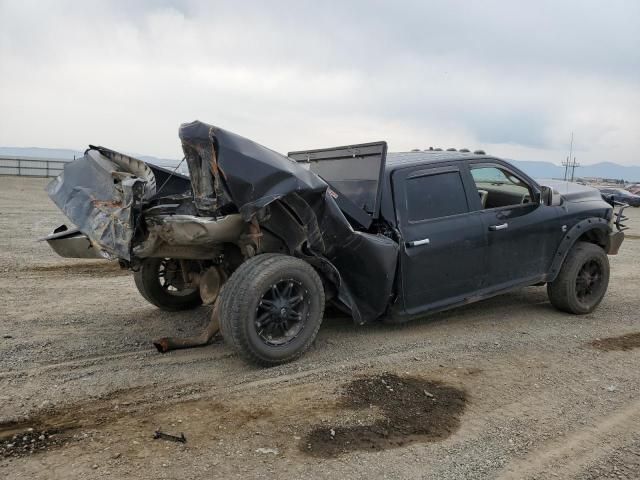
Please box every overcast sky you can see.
[1,0,639,165]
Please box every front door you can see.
[468,162,561,289]
[393,164,487,315]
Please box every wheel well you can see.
[548,219,610,282]
[577,228,608,251]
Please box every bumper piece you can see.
[608,230,625,255]
[42,225,104,259]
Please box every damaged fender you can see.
[179,121,399,323]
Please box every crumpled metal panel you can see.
[319,199,398,323]
[88,146,157,200]
[179,121,327,219]
[133,213,244,258]
[273,190,399,324]
[46,149,149,260]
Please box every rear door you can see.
[393,163,487,315]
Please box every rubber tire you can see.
[547,242,610,314]
[219,253,325,367]
[133,258,203,311]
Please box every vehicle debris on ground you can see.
[153,430,186,444]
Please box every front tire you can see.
[219,254,325,367]
[547,242,610,314]
[133,258,203,311]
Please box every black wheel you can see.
[547,242,610,314]
[219,254,324,366]
[133,258,202,311]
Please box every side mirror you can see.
[540,186,552,206]
[540,186,562,206]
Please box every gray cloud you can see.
[0,0,638,165]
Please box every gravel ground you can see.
[1,176,639,479]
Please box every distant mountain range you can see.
[508,160,640,183]
[2,146,640,182]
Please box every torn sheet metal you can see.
[46,149,152,260]
[133,213,244,259]
[331,231,398,323]
[274,190,399,324]
[179,120,327,219]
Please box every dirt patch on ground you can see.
[302,373,467,457]
[592,332,640,351]
[2,372,466,461]
[24,261,128,276]
[0,385,158,459]
[0,426,72,459]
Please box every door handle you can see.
[489,223,508,231]
[406,238,430,247]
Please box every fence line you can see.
[0,156,70,178]
[0,155,190,178]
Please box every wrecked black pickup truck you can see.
[45,120,628,366]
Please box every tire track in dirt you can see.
[0,340,231,379]
[497,398,640,479]
[1,328,631,423]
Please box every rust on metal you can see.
[91,199,124,209]
[153,299,221,353]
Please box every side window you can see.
[406,171,469,222]
[470,166,533,209]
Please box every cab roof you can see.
[385,150,488,172]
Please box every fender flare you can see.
[547,217,610,282]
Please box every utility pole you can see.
[561,132,580,181]
[569,156,580,181]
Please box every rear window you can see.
[406,171,469,221]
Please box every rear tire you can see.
[219,254,324,367]
[133,258,203,311]
[547,242,609,314]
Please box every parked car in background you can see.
[598,187,640,207]
[625,184,640,195]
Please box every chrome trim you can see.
[407,238,430,247]
[489,223,509,231]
